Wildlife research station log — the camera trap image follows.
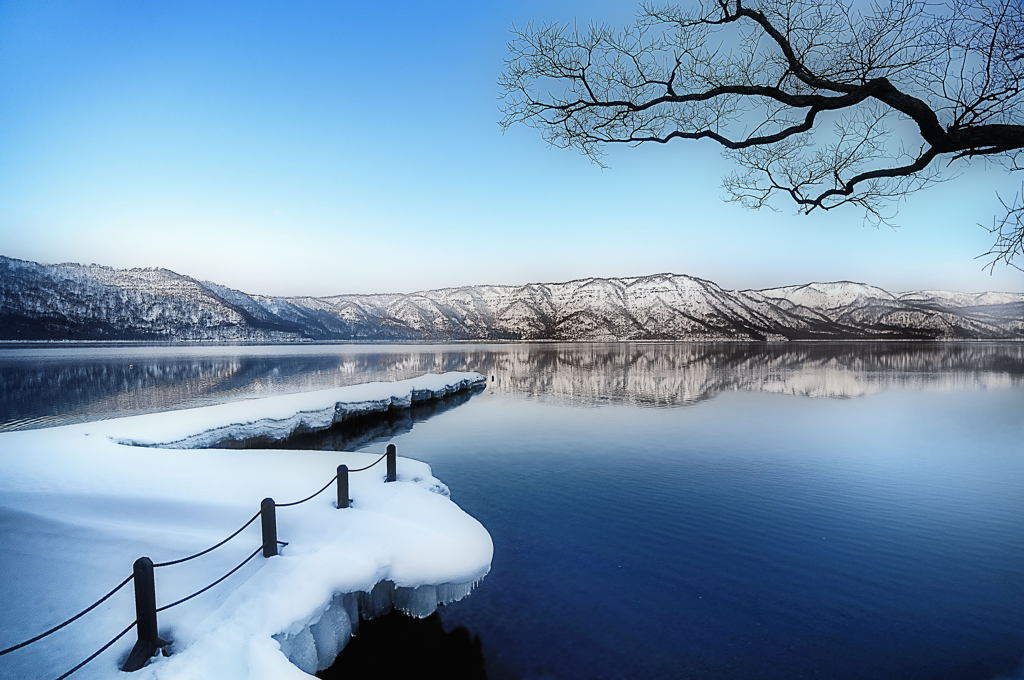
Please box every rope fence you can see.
[0,444,399,680]
[0,574,134,657]
[152,512,261,568]
[53,621,137,680]
[155,547,263,613]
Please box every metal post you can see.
[261,498,278,558]
[121,557,168,671]
[385,444,397,483]
[336,464,350,508]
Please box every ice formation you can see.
[0,372,492,680]
[271,580,480,676]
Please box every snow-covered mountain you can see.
[1,255,1021,341]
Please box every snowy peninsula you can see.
[0,372,492,680]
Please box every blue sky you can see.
[0,0,1021,296]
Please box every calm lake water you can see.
[1,342,1023,679]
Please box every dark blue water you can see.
[333,383,1024,680]
[327,383,1024,680]
[2,342,1023,679]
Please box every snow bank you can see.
[0,372,492,680]
[110,371,486,449]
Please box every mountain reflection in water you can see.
[0,342,1021,430]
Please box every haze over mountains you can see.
[0,255,1021,341]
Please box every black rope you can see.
[51,619,136,680]
[156,547,262,613]
[274,451,389,507]
[0,574,134,657]
[153,511,261,568]
[274,475,338,507]
[346,451,389,473]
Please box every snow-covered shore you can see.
[0,372,492,680]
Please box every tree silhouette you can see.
[500,0,1024,268]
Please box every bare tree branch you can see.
[500,0,1024,267]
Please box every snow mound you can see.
[108,371,485,449]
[0,372,492,680]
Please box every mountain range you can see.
[0,255,1021,341]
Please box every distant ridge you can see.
[0,255,1021,341]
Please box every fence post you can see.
[121,557,168,671]
[386,444,397,483]
[261,498,278,558]
[336,465,350,509]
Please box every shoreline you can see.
[2,337,1023,348]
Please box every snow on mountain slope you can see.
[899,290,1024,307]
[1,256,1021,341]
[0,258,294,340]
[758,281,897,309]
